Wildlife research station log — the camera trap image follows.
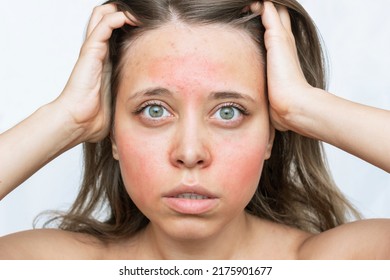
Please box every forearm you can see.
[0,5,131,201]
[289,88,390,172]
[0,102,83,200]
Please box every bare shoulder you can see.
[247,217,312,259]
[299,219,390,259]
[0,228,107,259]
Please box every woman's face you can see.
[112,22,274,240]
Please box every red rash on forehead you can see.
[147,54,221,92]
[118,23,265,102]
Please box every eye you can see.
[134,101,173,122]
[211,103,247,123]
[147,105,167,118]
[218,106,237,120]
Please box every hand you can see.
[251,1,314,131]
[54,4,137,143]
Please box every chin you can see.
[153,215,224,241]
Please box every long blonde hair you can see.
[45,0,359,240]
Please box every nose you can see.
[169,118,211,169]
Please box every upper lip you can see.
[163,184,218,199]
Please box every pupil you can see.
[149,105,163,118]
[220,107,234,120]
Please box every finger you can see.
[249,1,263,15]
[87,4,118,38]
[123,11,139,26]
[275,5,292,33]
[81,12,132,58]
[86,4,139,39]
[89,12,132,44]
[259,1,286,32]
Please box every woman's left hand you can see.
[251,1,315,132]
[251,1,390,172]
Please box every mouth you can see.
[174,193,210,200]
[163,186,219,215]
[164,184,217,199]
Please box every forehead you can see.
[119,22,264,97]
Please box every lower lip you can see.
[163,197,219,215]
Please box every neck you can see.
[140,212,255,259]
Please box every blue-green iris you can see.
[219,107,235,120]
[149,105,164,118]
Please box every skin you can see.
[111,22,275,258]
[254,2,390,171]
[0,2,389,259]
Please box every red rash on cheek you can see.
[213,131,269,202]
[115,130,166,205]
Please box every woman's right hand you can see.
[54,4,137,143]
[0,5,138,198]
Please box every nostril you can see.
[171,143,211,168]
[175,159,205,168]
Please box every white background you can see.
[0,0,389,236]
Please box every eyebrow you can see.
[209,91,256,103]
[128,87,256,103]
[128,87,173,100]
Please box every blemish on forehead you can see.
[147,54,222,91]
[120,23,265,101]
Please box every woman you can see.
[0,0,389,259]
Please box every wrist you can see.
[40,101,86,151]
[284,87,329,139]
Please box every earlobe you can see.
[265,126,275,160]
[111,134,119,160]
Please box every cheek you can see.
[215,131,268,200]
[114,129,167,206]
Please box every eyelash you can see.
[213,102,249,117]
[132,100,249,123]
[133,100,167,115]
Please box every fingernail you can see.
[124,11,141,26]
[250,1,263,15]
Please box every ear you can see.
[110,133,119,160]
[264,125,275,160]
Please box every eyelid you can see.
[132,100,175,127]
[132,100,249,123]
[132,100,171,115]
[212,102,249,116]
[208,102,249,129]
